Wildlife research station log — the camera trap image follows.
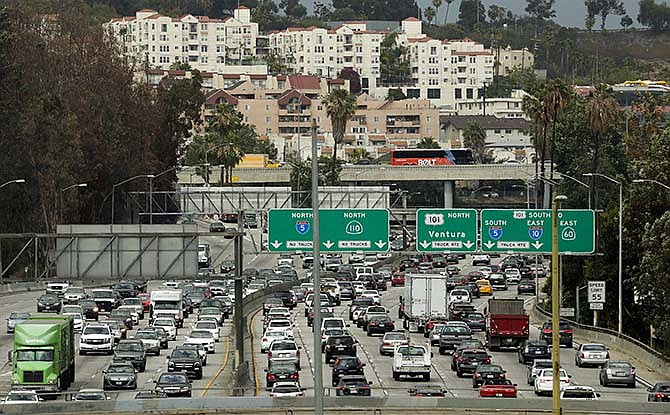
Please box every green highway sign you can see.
[416,209,478,252]
[267,209,389,252]
[480,209,595,253]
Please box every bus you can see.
[390,148,474,166]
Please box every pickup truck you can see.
[392,345,432,381]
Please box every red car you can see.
[391,273,405,287]
[479,379,517,398]
[424,317,448,334]
[138,293,151,312]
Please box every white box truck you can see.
[150,290,184,327]
[401,274,449,333]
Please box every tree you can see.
[264,52,289,75]
[169,61,192,71]
[462,122,487,163]
[387,88,406,101]
[380,32,411,86]
[323,88,357,185]
[543,79,572,180]
[431,0,442,23]
[331,0,419,20]
[523,88,550,206]
[279,0,306,18]
[417,137,440,149]
[443,0,454,24]
[525,0,556,21]
[458,0,486,31]
[488,4,510,26]
[349,148,370,162]
[313,1,332,20]
[424,6,436,24]
[638,0,670,31]
[620,14,633,30]
[585,0,626,30]
[585,14,596,31]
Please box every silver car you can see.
[599,360,636,388]
[575,343,609,367]
[429,324,446,346]
[6,312,30,333]
[379,331,409,356]
[268,339,301,370]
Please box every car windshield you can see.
[80,300,96,307]
[657,384,670,392]
[540,369,567,377]
[272,342,297,351]
[465,313,484,319]
[273,385,299,393]
[189,331,212,339]
[172,349,198,359]
[608,362,631,369]
[324,320,344,328]
[7,392,37,401]
[83,326,109,335]
[342,378,368,387]
[107,365,134,374]
[136,331,157,339]
[124,298,141,305]
[16,349,54,361]
[201,308,220,314]
[444,326,469,334]
[563,389,596,399]
[40,295,58,302]
[270,321,291,328]
[93,291,113,299]
[336,359,359,369]
[159,374,188,383]
[398,346,424,356]
[484,379,512,386]
[385,333,406,341]
[66,288,84,294]
[154,302,179,310]
[9,312,30,320]
[332,336,354,345]
[196,321,217,329]
[271,363,296,372]
[154,319,174,327]
[117,343,143,352]
[583,344,606,351]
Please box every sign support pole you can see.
[311,118,323,415]
[551,193,566,415]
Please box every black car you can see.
[110,309,133,329]
[113,339,147,372]
[366,315,395,336]
[331,356,365,386]
[449,303,476,320]
[103,362,138,390]
[79,299,99,320]
[135,391,167,399]
[539,320,573,348]
[338,282,354,300]
[335,375,372,396]
[461,312,486,332]
[274,291,297,309]
[517,279,536,295]
[209,221,226,232]
[324,335,357,363]
[446,276,464,291]
[167,347,202,379]
[374,278,387,292]
[518,339,550,364]
[446,254,459,264]
[455,349,491,377]
[450,341,486,370]
[265,360,299,388]
[37,294,61,313]
[438,325,473,354]
[472,364,506,388]
[647,382,670,402]
[113,282,136,299]
[154,371,192,397]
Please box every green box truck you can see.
[11,314,75,394]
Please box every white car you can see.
[63,312,84,332]
[505,268,522,284]
[121,297,144,319]
[63,287,87,304]
[184,329,216,353]
[79,324,114,355]
[245,283,265,296]
[349,252,365,264]
[193,320,220,342]
[198,307,223,326]
[364,254,379,266]
[575,343,609,367]
[266,319,294,337]
[117,305,140,324]
[478,267,492,277]
[268,381,304,397]
[534,368,571,395]
[379,331,409,356]
[561,385,600,400]
[321,317,347,332]
[260,329,293,353]
[360,290,381,305]
[152,317,177,340]
[353,283,366,297]
[472,254,490,266]
[2,390,42,404]
[267,339,301,369]
[448,289,471,304]
[376,252,392,260]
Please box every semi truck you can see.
[11,315,75,395]
[486,298,529,351]
[401,274,449,333]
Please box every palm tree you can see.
[585,89,619,207]
[462,122,487,163]
[523,89,550,206]
[323,88,357,185]
[543,80,572,180]
[424,6,436,24]
[417,137,440,149]
[215,142,244,185]
[443,0,454,24]
[432,0,442,23]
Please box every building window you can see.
[407,89,420,98]
[466,89,473,99]
[505,129,512,134]
[245,104,251,111]
[455,88,462,99]
[266,116,272,122]
[427,88,440,99]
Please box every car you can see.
[6,312,30,333]
[391,273,405,287]
[118,305,141,324]
[517,279,536,295]
[518,339,551,364]
[63,287,87,304]
[268,381,305,397]
[79,299,100,320]
[265,360,299,388]
[134,329,161,356]
[479,379,518,398]
[527,359,552,385]
[268,339,301,369]
[176,343,207,366]
[73,389,110,401]
[450,341,486,370]
[504,268,521,284]
[122,297,145,319]
[489,273,507,290]
[460,312,486,332]
[534,368,571,395]
[184,330,216,353]
[266,319,294,337]
[79,323,114,355]
[261,329,293,353]
[152,317,177,341]
[575,343,610,367]
[110,308,134,329]
[428,324,446,346]
[193,320,220,342]
[476,279,493,296]
[325,335,357,363]
[209,221,226,232]
[331,356,365,386]
[561,385,600,400]
[154,371,192,397]
[360,289,381,305]
[143,326,169,349]
[102,362,138,390]
[647,382,670,402]
[438,324,473,355]
[1,390,42,404]
[199,307,224,326]
[379,331,409,356]
[472,253,490,266]
[408,384,447,397]
[104,319,127,343]
[599,360,636,388]
[539,320,573,348]
[473,364,506,388]
[134,390,168,399]
[37,293,61,313]
[113,339,147,372]
[366,315,395,336]
[335,375,372,396]
[455,348,491,377]
[167,347,203,379]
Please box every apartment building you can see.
[104,7,261,72]
[493,46,534,76]
[440,115,530,149]
[454,89,530,119]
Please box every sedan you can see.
[461,312,486,332]
[647,382,670,402]
[335,375,373,396]
[575,343,609,367]
[517,279,536,295]
[479,379,518,398]
[6,312,30,333]
[265,361,300,388]
[268,381,305,397]
[154,372,192,397]
[408,384,447,397]
[37,294,61,313]
[331,356,365,387]
[473,364,506,388]
[79,299,99,321]
[518,340,550,364]
[1,390,41,404]
[534,368,571,395]
[193,320,220,342]
[73,389,110,401]
[184,330,216,353]
[379,331,409,356]
[366,315,395,336]
[199,307,224,325]
[102,362,138,390]
[599,360,636,388]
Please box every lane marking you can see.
[249,308,261,396]
[201,335,231,398]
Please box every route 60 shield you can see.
[295,221,310,235]
[529,226,543,240]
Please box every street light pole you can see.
[632,179,670,191]
[0,179,26,190]
[111,174,155,225]
[558,173,592,210]
[60,183,87,223]
[551,193,567,415]
[584,172,623,334]
[310,118,323,415]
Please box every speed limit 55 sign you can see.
[588,281,606,303]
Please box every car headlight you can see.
[168,361,175,368]
[180,386,189,392]
[93,307,99,312]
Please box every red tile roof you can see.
[205,89,239,106]
[146,13,162,19]
[407,37,434,43]
[277,75,287,81]
[138,8,157,12]
[288,75,321,90]
[404,17,420,21]
[277,89,312,106]
[328,79,345,84]
[237,5,249,9]
[222,74,241,79]
[249,74,267,80]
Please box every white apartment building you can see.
[454,89,530,119]
[104,7,260,72]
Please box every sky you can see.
[309,0,642,29]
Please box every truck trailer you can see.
[401,274,449,333]
[486,298,529,351]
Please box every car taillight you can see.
[268,352,272,358]
[296,350,300,358]
[383,342,391,346]
[606,352,610,359]
[500,373,505,378]
[459,358,466,363]
[484,359,491,364]
[630,368,636,375]
[579,353,585,358]
[267,374,276,380]
[290,373,298,379]
[656,394,664,398]
[543,329,551,334]
[475,373,481,378]
[262,338,267,343]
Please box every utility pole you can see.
[311,118,323,415]
[551,194,567,415]
[234,211,244,370]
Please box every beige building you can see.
[493,46,534,76]
[439,115,531,151]
[104,7,262,72]
[454,89,530,119]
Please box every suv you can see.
[167,347,203,379]
[113,339,147,372]
[331,356,365,386]
[472,364,506,388]
[268,339,301,369]
[455,348,491,378]
[154,372,192,397]
[79,324,114,355]
[335,375,373,396]
[539,320,573,348]
[518,339,550,364]
[265,360,299,388]
[324,335,357,363]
